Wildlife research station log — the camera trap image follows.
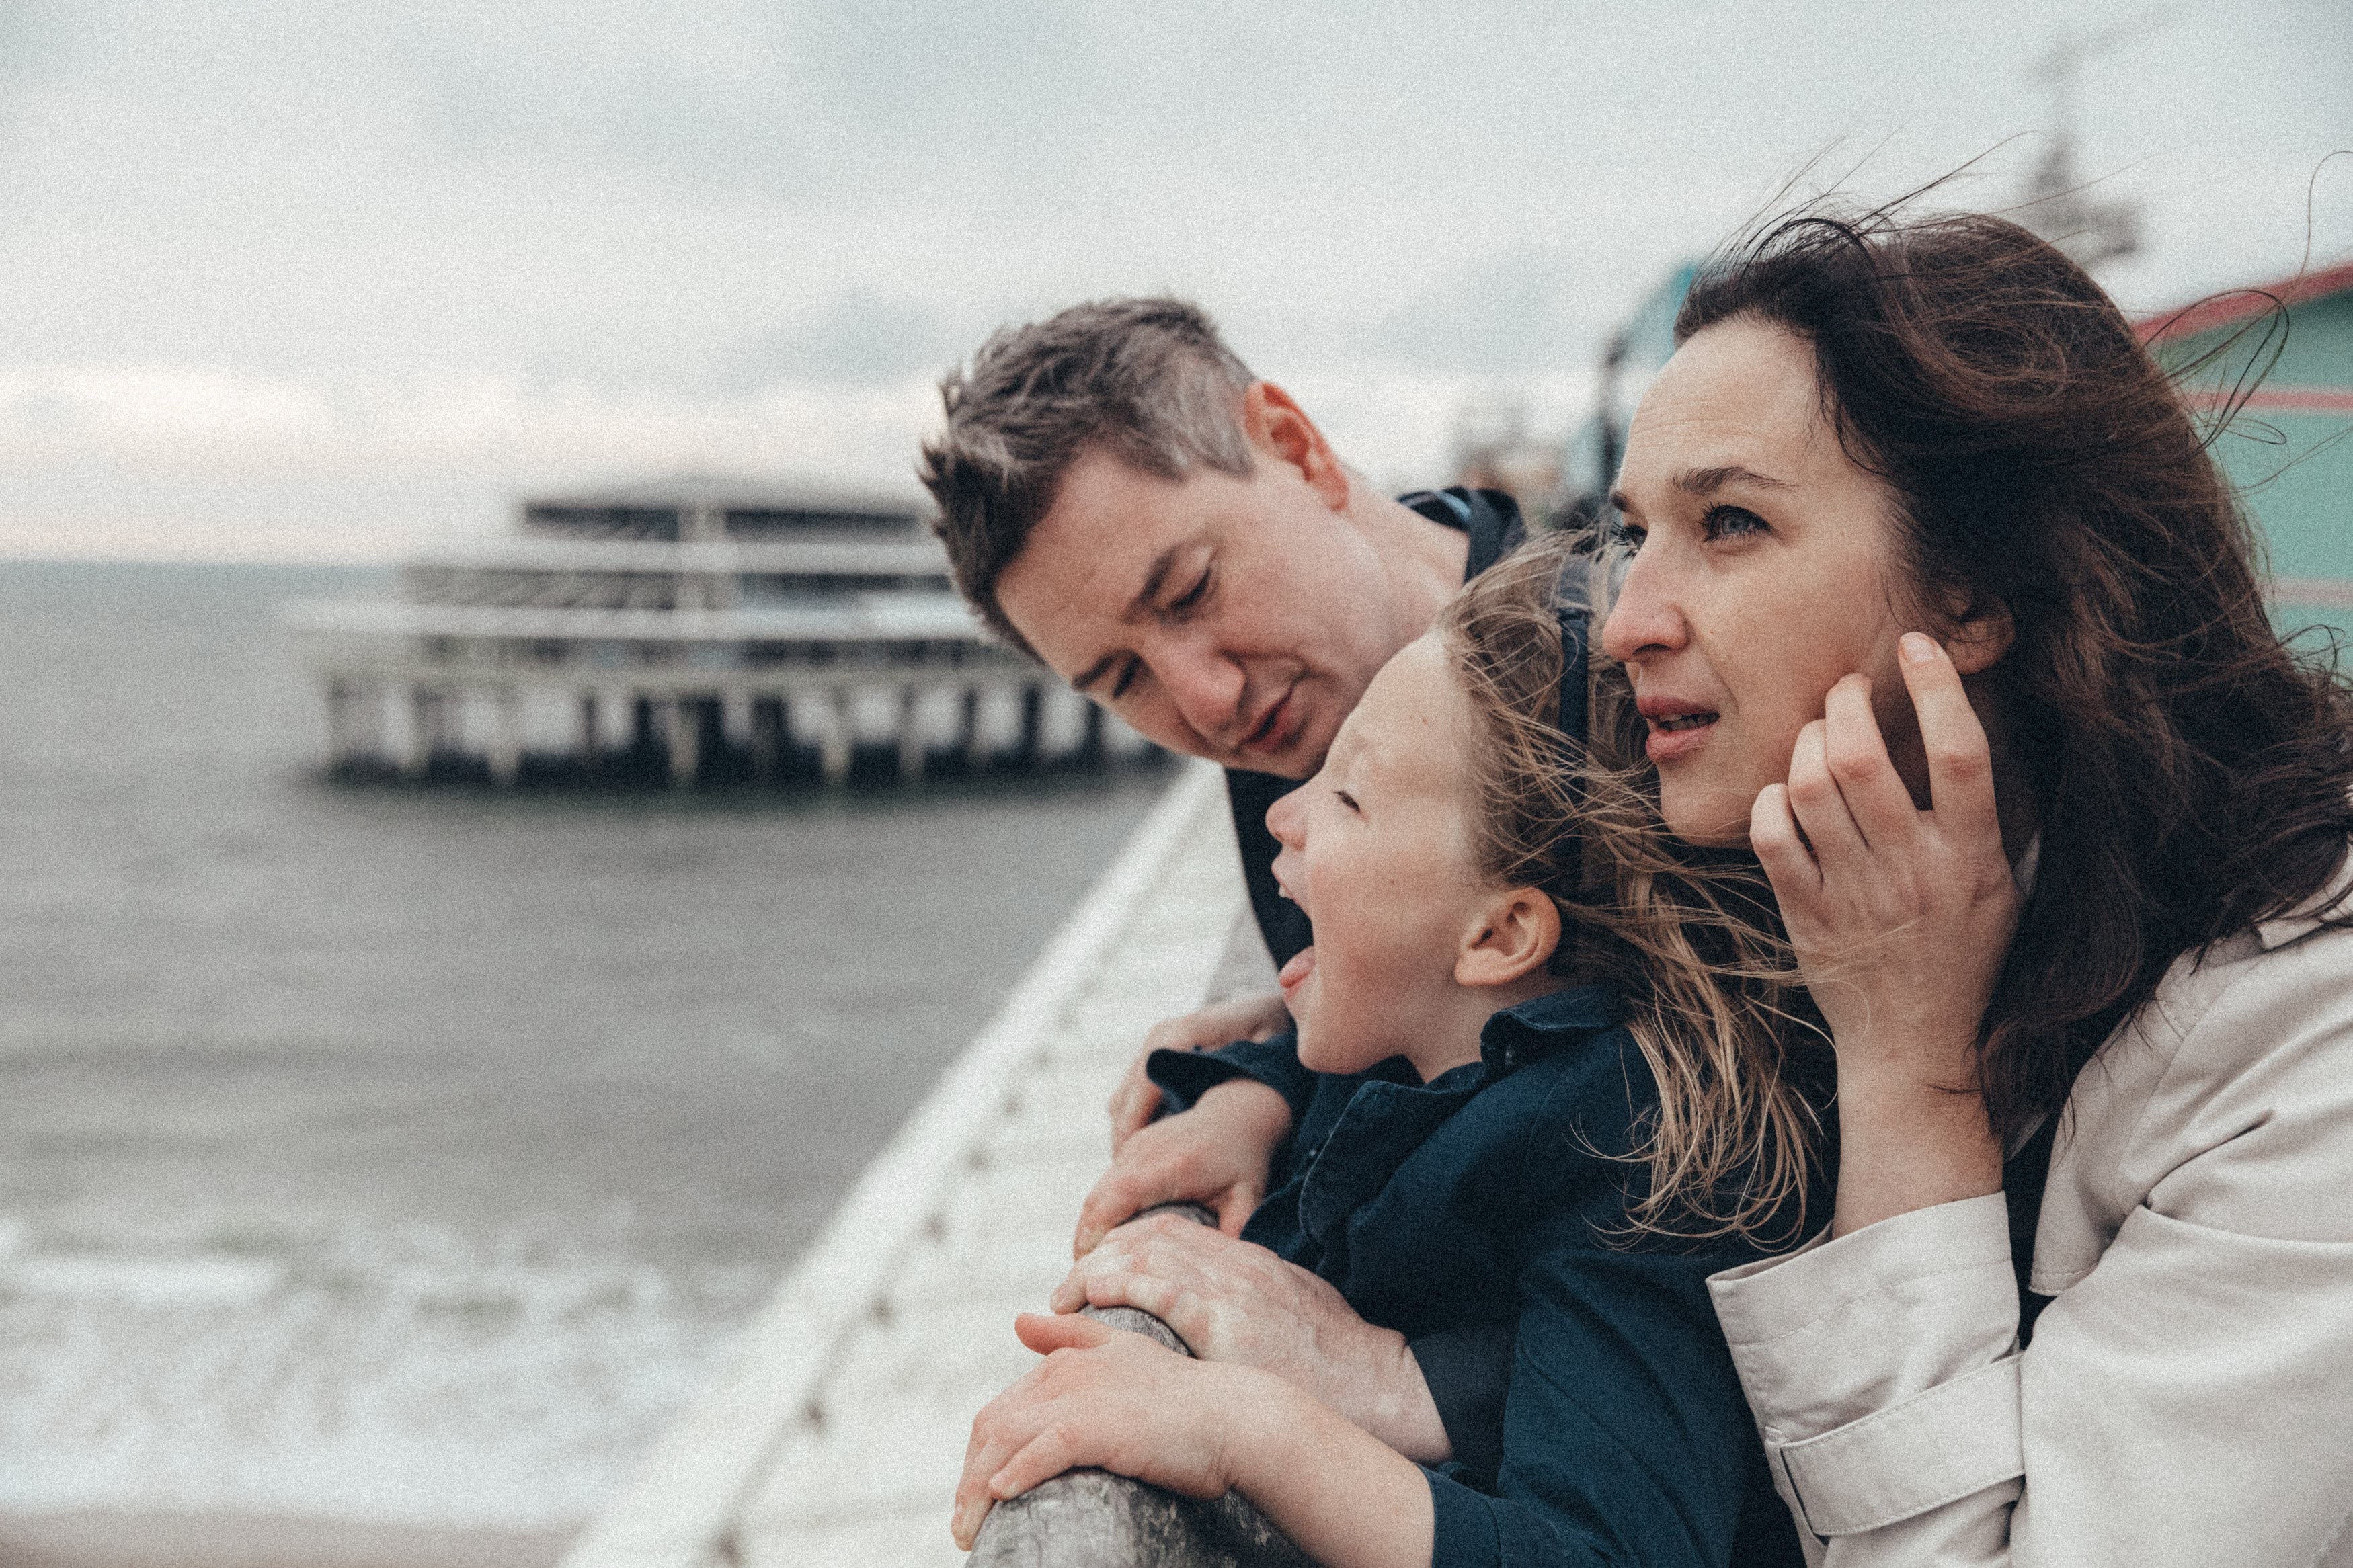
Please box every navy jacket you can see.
[1152,985,1807,1568]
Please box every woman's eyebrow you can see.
[1675,464,1794,497]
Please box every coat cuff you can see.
[1146,1032,1315,1122]
[1424,1466,1505,1568]
[1408,1321,1515,1483]
[1708,1194,2024,1536]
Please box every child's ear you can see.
[1454,887,1560,989]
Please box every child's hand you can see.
[1049,1212,1448,1463]
[1107,991,1293,1149]
[951,1313,1267,1550]
[1074,1079,1291,1255]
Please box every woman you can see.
[956,536,1821,1566]
[1601,205,2353,1563]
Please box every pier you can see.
[284,477,1155,788]
[559,761,1271,1567]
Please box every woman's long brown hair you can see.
[1667,206,2353,1149]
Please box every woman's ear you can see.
[1454,888,1561,989]
[1939,589,2014,676]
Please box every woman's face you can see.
[1600,316,1931,846]
[1265,634,1491,1077]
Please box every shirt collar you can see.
[1476,981,1622,1075]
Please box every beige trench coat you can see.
[1707,865,2353,1567]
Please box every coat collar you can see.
[2254,843,2353,952]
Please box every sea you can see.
[0,561,1164,1532]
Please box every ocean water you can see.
[0,562,1163,1528]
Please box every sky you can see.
[0,0,2345,561]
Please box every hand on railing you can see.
[967,1204,1312,1567]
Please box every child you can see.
[953,534,1815,1567]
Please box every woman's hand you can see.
[1106,991,1293,1150]
[1074,1079,1292,1256]
[952,1312,1260,1549]
[1051,1211,1449,1463]
[1750,634,2016,1236]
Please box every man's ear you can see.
[1242,381,1349,511]
[1454,887,1560,989]
[1938,587,2014,676]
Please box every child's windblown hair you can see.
[1439,531,1822,1243]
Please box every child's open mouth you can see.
[1277,944,1316,999]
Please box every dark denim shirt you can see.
[1151,985,1806,1568]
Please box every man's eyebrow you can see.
[1675,464,1794,496]
[1068,545,1186,694]
[1122,546,1183,624]
[1069,544,1200,694]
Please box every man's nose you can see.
[1158,643,1246,743]
[1599,550,1687,663]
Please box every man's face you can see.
[995,444,1418,780]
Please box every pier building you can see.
[285,476,1152,787]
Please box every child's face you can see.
[1265,634,1493,1079]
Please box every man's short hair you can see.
[918,297,1255,653]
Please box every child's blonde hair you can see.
[1438,531,1821,1243]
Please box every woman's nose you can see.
[1599,551,1687,663]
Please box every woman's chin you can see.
[1660,780,1762,849]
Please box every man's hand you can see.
[1107,991,1291,1151]
[1074,1078,1291,1257]
[1051,1212,1450,1464]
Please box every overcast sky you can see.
[0,0,2345,559]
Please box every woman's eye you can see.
[1109,657,1142,701]
[1332,788,1360,813]
[1702,505,1768,542]
[1605,513,1645,550]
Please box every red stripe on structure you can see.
[2272,579,2353,612]
[2137,259,2353,343]
[2181,386,2353,414]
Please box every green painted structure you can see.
[2142,259,2353,648]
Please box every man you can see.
[919,297,1524,1247]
